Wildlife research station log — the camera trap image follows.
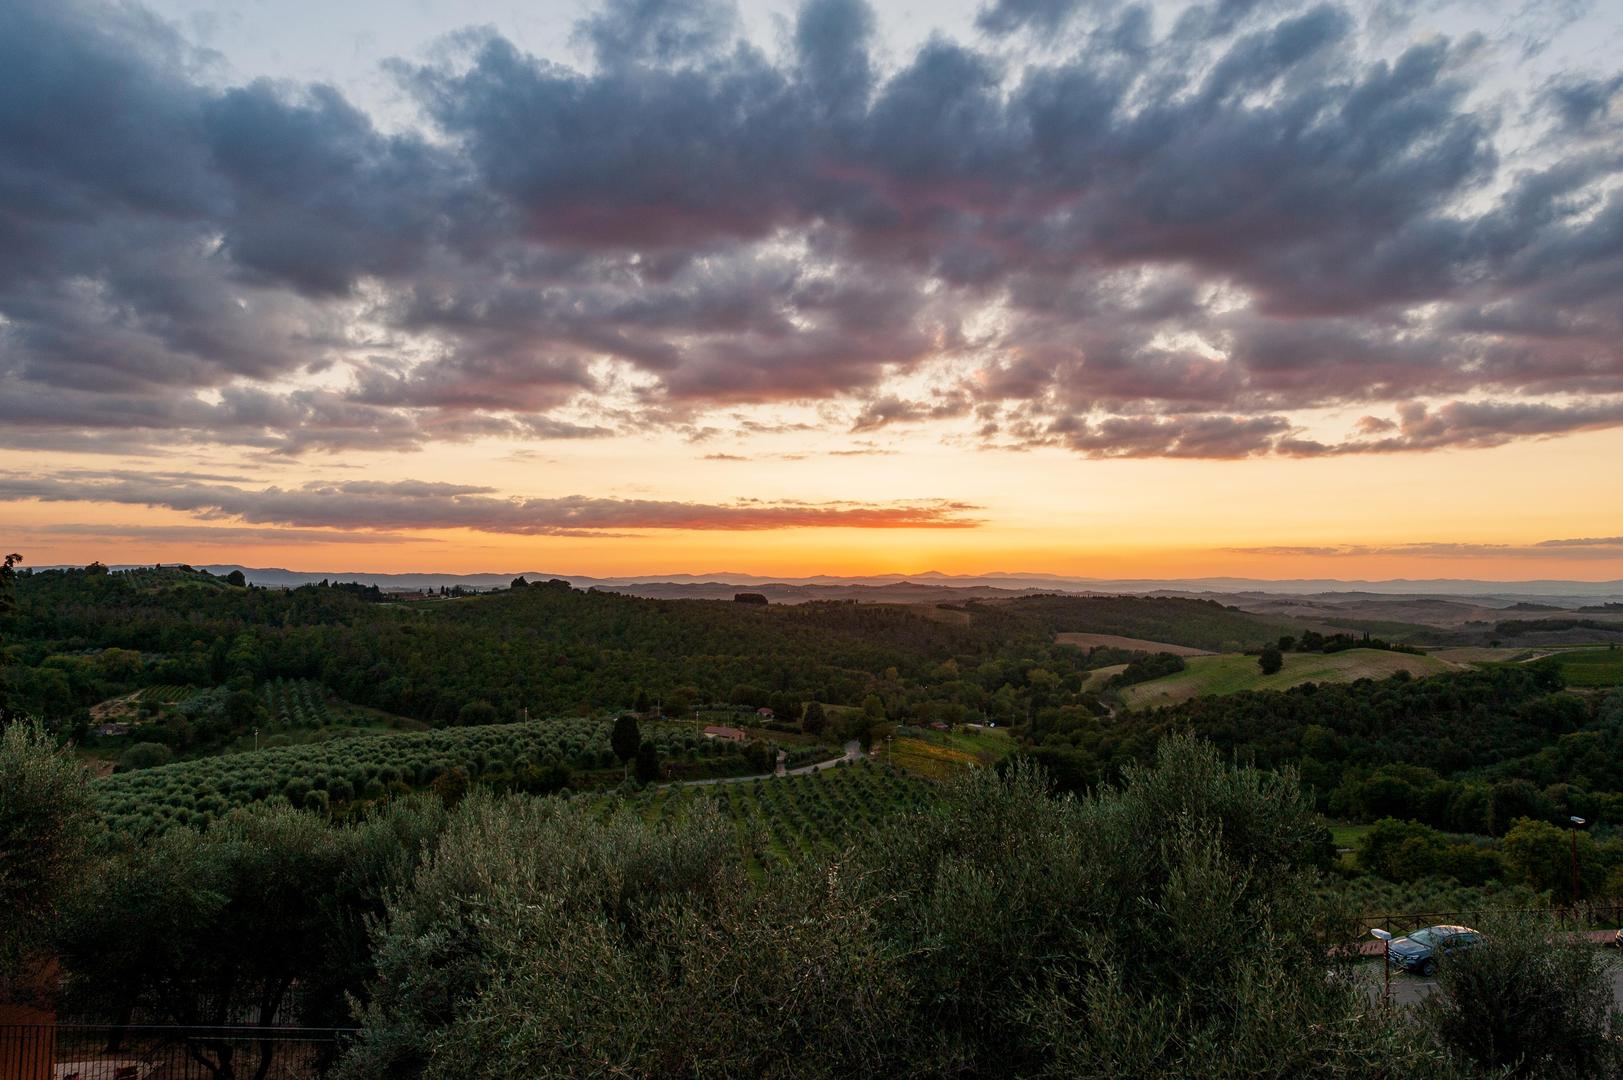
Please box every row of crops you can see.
[95,719,755,837]
[136,684,197,704]
[261,677,333,727]
[611,762,932,871]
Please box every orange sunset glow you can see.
[2,0,1621,587]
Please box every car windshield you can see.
[1407,929,1439,946]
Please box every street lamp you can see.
[1371,928,1393,1007]
[1570,816,1587,908]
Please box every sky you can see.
[2,0,1622,580]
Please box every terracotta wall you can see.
[0,958,58,1080]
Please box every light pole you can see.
[1570,816,1587,908]
[1371,928,1393,1007]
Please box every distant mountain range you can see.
[38,563,1622,605]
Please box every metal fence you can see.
[0,1024,356,1080]
[1320,902,1623,956]
[1353,901,1623,937]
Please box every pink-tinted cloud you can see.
[0,472,981,533]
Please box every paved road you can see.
[1362,951,1623,1008]
[658,740,864,789]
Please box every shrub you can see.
[339,793,748,1078]
[119,742,174,771]
[340,738,1428,1078]
[457,701,498,727]
[1418,912,1623,1077]
[1105,652,1187,690]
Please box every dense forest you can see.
[5,565,1280,739]
[1025,663,1622,825]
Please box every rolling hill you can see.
[1117,649,1457,711]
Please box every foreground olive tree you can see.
[854,741,1411,1077]
[1418,912,1623,1078]
[341,738,1449,1078]
[0,720,95,985]
[58,797,448,1078]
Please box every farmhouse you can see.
[755,706,775,720]
[702,725,747,742]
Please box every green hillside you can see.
[1553,647,1623,687]
[991,594,1293,651]
[607,761,930,875]
[92,718,828,838]
[1117,648,1456,710]
[9,568,1329,738]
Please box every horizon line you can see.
[27,561,1623,589]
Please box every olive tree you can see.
[0,720,95,983]
[340,738,1440,1079]
[611,713,641,763]
[339,791,748,1078]
[1418,912,1623,1078]
[851,739,1410,1077]
[60,798,449,1078]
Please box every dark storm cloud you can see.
[0,472,980,533]
[202,80,480,297]
[1,0,1621,460]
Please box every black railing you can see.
[1329,901,1623,950]
[0,1024,356,1080]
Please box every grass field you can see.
[1425,646,1546,665]
[1330,822,1373,849]
[1055,632,1211,656]
[1083,664,1129,691]
[886,726,1015,781]
[1118,649,1456,711]
[1329,822,1373,872]
[1554,647,1623,687]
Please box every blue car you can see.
[1386,925,1483,976]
